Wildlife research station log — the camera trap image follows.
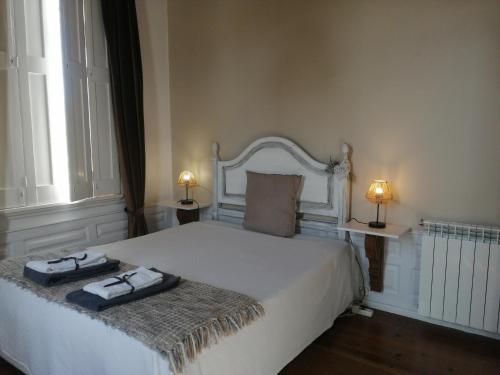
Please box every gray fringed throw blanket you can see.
[0,250,264,374]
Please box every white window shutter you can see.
[61,0,93,201]
[13,0,59,205]
[85,0,120,196]
[0,0,27,208]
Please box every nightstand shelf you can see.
[158,200,211,225]
[338,221,410,292]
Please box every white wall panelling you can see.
[144,205,173,233]
[0,197,127,259]
[23,227,90,253]
[96,220,127,242]
[349,230,422,314]
[0,199,177,261]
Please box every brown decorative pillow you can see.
[243,171,302,237]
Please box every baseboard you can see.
[366,301,500,341]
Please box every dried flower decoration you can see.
[326,156,338,174]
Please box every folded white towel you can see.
[26,251,107,274]
[83,267,163,300]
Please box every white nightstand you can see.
[338,221,410,292]
[158,200,211,225]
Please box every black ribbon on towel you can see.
[47,253,88,271]
[103,272,138,294]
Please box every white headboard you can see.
[211,137,351,235]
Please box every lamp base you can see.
[179,199,194,205]
[368,221,386,229]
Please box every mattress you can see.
[0,220,354,375]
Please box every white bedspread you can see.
[0,221,354,375]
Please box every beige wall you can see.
[137,0,173,205]
[167,0,500,226]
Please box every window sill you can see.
[0,195,124,218]
[0,195,125,234]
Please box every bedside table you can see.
[338,221,410,292]
[158,200,211,225]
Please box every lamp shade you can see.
[177,170,197,186]
[365,180,392,204]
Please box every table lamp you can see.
[365,179,392,228]
[177,170,197,205]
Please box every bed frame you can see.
[211,136,351,238]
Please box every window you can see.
[0,0,120,210]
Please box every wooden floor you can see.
[0,358,23,375]
[280,310,500,375]
[1,310,499,374]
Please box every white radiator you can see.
[418,220,500,333]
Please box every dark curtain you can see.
[101,0,147,237]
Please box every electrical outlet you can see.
[352,305,374,318]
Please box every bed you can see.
[0,137,355,375]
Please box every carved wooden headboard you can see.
[211,137,351,237]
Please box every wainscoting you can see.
[348,230,421,316]
[0,198,175,261]
[0,197,125,259]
